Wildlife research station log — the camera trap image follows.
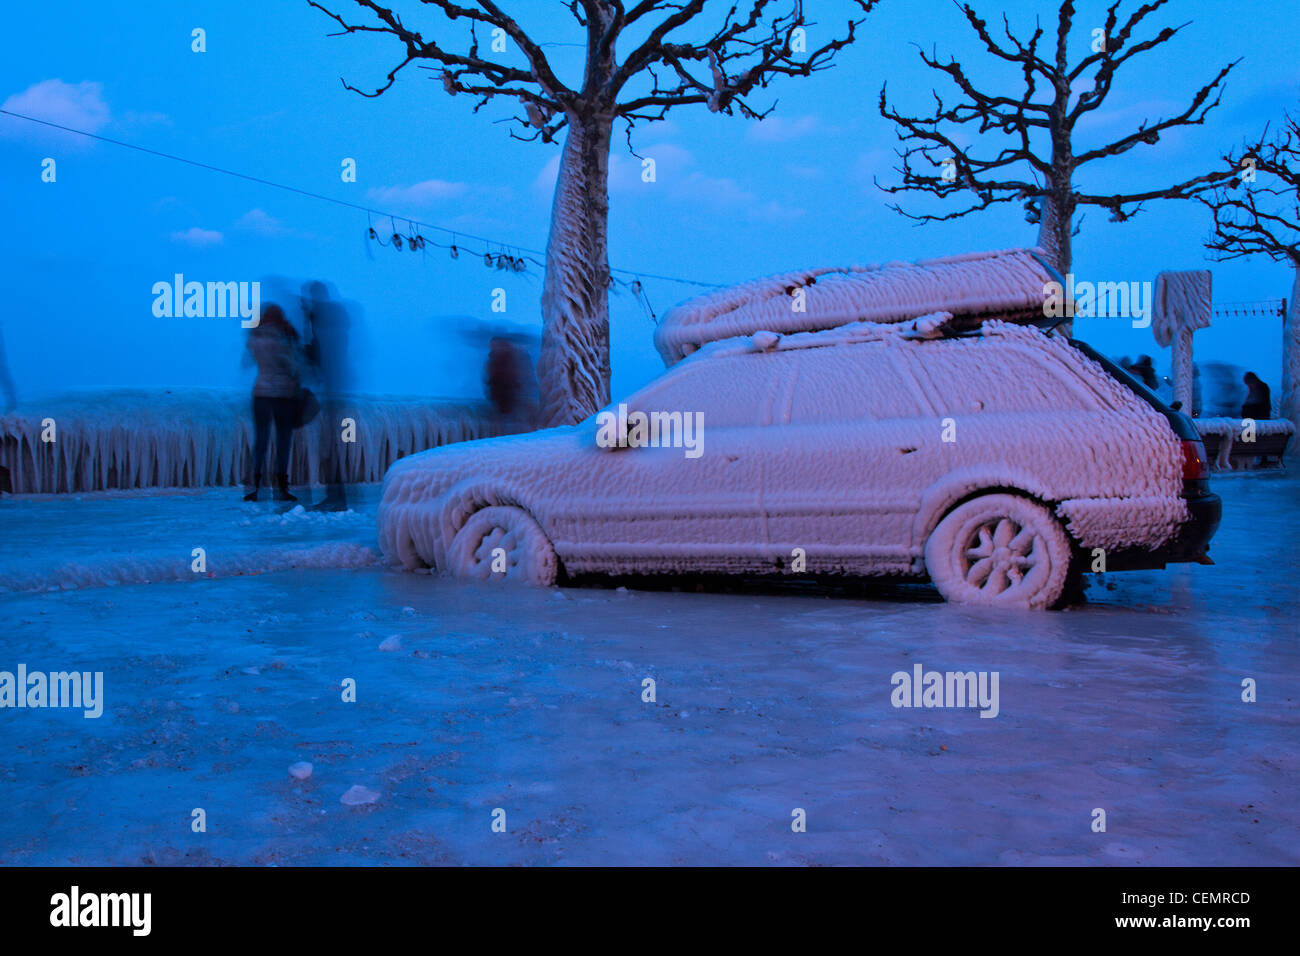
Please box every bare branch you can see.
[877,0,1241,261]
[1201,114,1300,266]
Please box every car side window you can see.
[627,355,770,428]
[771,344,932,423]
[901,339,1097,414]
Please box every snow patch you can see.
[340,785,380,806]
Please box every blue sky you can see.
[2,0,1297,403]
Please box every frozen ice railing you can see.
[0,389,530,493]
[1192,417,1295,439]
[1193,416,1294,470]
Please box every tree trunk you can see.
[1282,266,1300,460]
[537,113,614,428]
[1037,191,1074,335]
[1035,192,1073,278]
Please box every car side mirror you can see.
[594,406,634,451]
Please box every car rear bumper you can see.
[1103,492,1222,571]
[1169,492,1223,561]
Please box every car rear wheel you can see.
[446,505,558,586]
[924,494,1073,609]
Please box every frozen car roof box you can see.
[654,247,1060,365]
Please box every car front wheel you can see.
[924,493,1073,610]
[446,505,558,586]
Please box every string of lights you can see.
[361,216,663,322]
[1211,299,1287,318]
[0,107,724,322]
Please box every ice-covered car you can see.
[377,315,1221,609]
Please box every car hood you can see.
[381,421,591,502]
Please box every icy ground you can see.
[0,477,1296,865]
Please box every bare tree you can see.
[1201,112,1300,436]
[309,0,877,426]
[878,0,1238,277]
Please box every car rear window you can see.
[1069,339,1200,440]
[898,338,1105,415]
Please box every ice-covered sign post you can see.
[308,0,879,428]
[1151,270,1212,415]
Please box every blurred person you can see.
[1199,362,1248,417]
[485,336,524,416]
[242,303,302,502]
[0,320,17,413]
[1130,354,1158,390]
[302,280,353,511]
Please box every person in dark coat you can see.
[485,337,523,416]
[242,303,301,502]
[1241,372,1272,421]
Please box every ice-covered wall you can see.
[0,390,528,493]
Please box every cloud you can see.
[0,79,110,144]
[857,148,898,183]
[151,196,199,218]
[535,141,802,220]
[235,208,288,236]
[746,114,821,143]
[365,179,470,206]
[170,227,223,247]
[232,208,318,241]
[1072,97,1186,138]
[120,110,171,129]
[785,163,826,181]
[532,155,562,193]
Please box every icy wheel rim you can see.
[467,522,521,578]
[923,493,1072,609]
[447,505,558,587]
[959,517,1045,598]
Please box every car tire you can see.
[446,505,558,586]
[924,493,1073,610]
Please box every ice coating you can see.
[1195,416,1295,469]
[1152,270,1213,348]
[654,247,1058,365]
[378,320,1190,588]
[0,390,525,493]
[1194,417,1295,438]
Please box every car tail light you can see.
[1181,439,1209,480]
